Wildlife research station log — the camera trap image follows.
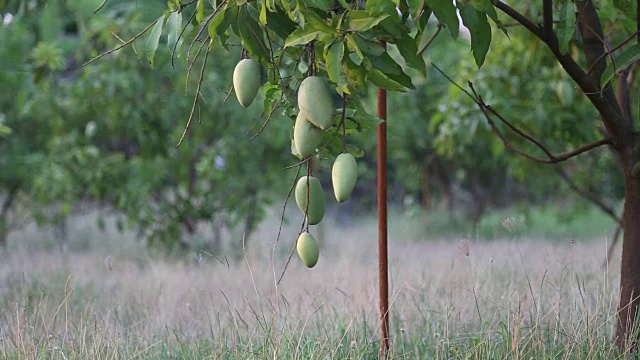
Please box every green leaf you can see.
[426,0,459,39]
[368,68,409,91]
[348,11,390,32]
[613,0,635,18]
[556,0,576,55]
[208,7,228,39]
[407,0,425,20]
[395,32,425,73]
[470,0,498,22]
[265,7,298,39]
[366,0,397,15]
[259,0,268,25]
[352,34,385,56]
[284,27,323,47]
[458,3,491,67]
[305,0,332,11]
[364,53,415,89]
[167,11,182,51]
[196,0,206,22]
[0,123,12,137]
[601,44,640,88]
[325,40,348,93]
[237,7,271,62]
[300,9,337,35]
[145,16,164,66]
[345,34,364,65]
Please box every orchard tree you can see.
[82,0,640,350]
[0,0,294,252]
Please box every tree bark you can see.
[616,151,640,350]
[0,184,19,248]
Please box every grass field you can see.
[0,205,629,359]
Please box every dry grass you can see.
[0,210,627,359]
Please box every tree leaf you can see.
[325,40,348,93]
[470,0,498,22]
[345,34,364,65]
[425,0,459,39]
[365,0,397,15]
[265,6,297,39]
[367,68,409,91]
[556,0,576,55]
[237,7,271,62]
[196,0,206,23]
[145,16,164,67]
[348,11,390,32]
[305,0,332,11]
[458,3,491,68]
[284,27,323,47]
[395,32,425,73]
[208,7,228,40]
[352,34,385,56]
[167,11,182,51]
[364,53,415,89]
[601,44,640,88]
[300,9,337,35]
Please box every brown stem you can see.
[554,165,620,221]
[543,0,553,40]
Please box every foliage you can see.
[0,0,294,250]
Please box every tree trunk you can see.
[421,165,430,226]
[0,184,19,248]
[616,154,640,350]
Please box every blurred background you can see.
[0,0,622,257]
[0,1,629,358]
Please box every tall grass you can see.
[0,207,630,359]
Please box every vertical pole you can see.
[377,42,390,358]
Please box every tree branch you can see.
[431,63,613,164]
[543,0,553,40]
[495,1,628,145]
[554,165,620,221]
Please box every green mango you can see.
[233,59,261,107]
[332,153,358,203]
[294,112,324,159]
[296,231,319,268]
[298,76,334,130]
[295,176,325,225]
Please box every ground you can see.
[0,207,625,358]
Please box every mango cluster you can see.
[232,60,359,269]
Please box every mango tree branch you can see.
[432,63,613,164]
[543,0,553,40]
[554,165,620,221]
[495,1,628,144]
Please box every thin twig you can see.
[339,96,348,153]
[185,35,209,94]
[249,94,284,141]
[82,18,160,67]
[417,24,443,56]
[586,30,640,76]
[177,41,211,147]
[272,164,302,288]
[93,0,109,13]
[171,9,197,68]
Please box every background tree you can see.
[86,0,640,349]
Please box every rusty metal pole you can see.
[377,43,390,358]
